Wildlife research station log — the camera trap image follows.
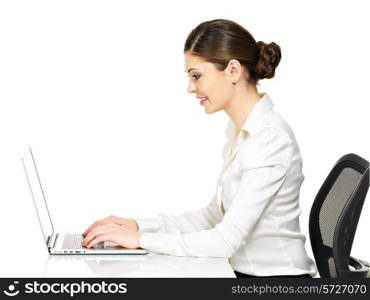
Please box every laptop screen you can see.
[21,148,54,246]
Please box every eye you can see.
[192,74,201,80]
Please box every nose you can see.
[187,80,196,94]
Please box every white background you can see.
[0,0,369,276]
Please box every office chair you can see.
[309,153,370,278]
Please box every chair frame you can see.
[309,153,369,278]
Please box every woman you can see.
[82,19,318,278]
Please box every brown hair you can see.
[184,19,281,85]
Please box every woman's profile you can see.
[82,19,318,278]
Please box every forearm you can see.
[134,195,223,234]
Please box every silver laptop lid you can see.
[21,147,54,247]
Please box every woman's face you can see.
[184,51,238,114]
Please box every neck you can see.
[224,83,263,138]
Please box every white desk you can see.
[0,207,235,278]
[42,253,236,277]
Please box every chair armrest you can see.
[349,256,370,270]
[339,256,370,279]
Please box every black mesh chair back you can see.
[309,153,369,278]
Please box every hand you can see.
[82,215,139,238]
[82,223,142,249]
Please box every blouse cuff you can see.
[139,232,162,252]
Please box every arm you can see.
[134,194,223,233]
[138,128,293,257]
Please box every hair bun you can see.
[255,41,281,80]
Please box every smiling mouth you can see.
[199,97,208,105]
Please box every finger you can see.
[82,224,111,246]
[82,215,117,236]
[86,233,114,248]
[82,220,101,237]
[86,235,106,248]
[83,223,120,246]
[83,225,105,246]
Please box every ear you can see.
[224,59,242,84]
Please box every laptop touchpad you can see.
[103,241,123,250]
[92,242,105,249]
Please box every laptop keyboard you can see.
[62,234,83,249]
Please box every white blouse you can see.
[135,92,318,277]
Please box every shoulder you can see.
[250,106,299,150]
[254,126,291,145]
[262,109,297,142]
[240,125,293,170]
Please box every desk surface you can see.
[0,251,236,277]
[43,252,236,277]
[0,208,236,277]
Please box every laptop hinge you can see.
[53,233,59,248]
[47,233,58,249]
[46,234,52,248]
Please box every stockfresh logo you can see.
[2,280,128,297]
[3,281,20,297]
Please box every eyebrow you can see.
[184,68,199,73]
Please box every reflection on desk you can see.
[43,253,236,277]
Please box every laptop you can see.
[21,147,148,255]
